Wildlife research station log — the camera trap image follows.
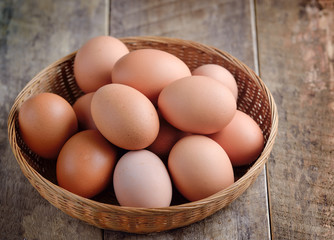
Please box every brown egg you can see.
[72,92,97,130]
[208,110,264,166]
[91,83,159,150]
[113,150,172,208]
[56,130,118,198]
[74,36,129,93]
[147,113,190,161]
[192,64,238,101]
[158,75,236,134]
[18,93,78,159]
[112,49,191,105]
[168,135,234,202]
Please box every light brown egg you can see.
[18,92,78,159]
[208,110,264,166]
[192,64,238,101]
[168,135,234,202]
[74,36,129,93]
[113,150,172,208]
[91,83,159,150]
[158,75,236,134]
[72,92,97,130]
[56,130,118,198]
[111,49,191,105]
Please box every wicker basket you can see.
[8,36,278,234]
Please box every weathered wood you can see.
[0,0,106,239]
[110,0,256,69]
[256,0,334,239]
[106,0,271,238]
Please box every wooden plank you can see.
[256,0,334,239]
[0,0,106,239]
[106,0,271,238]
[110,0,256,70]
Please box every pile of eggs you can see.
[18,36,264,208]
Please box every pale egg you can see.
[113,150,172,208]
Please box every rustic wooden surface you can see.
[0,0,106,239]
[0,0,333,239]
[256,0,334,239]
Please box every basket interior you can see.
[10,38,272,207]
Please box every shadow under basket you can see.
[8,36,278,234]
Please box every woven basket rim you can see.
[7,36,279,229]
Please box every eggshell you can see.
[18,92,78,159]
[158,75,236,134]
[208,110,264,166]
[113,150,172,208]
[56,130,118,198]
[112,49,191,105]
[74,36,129,93]
[192,64,238,100]
[147,113,190,161]
[91,83,159,150]
[72,92,97,130]
[168,135,234,202]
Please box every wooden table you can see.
[1,0,333,239]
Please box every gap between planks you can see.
[251,0,272,239]
[103,1,110,239]
[106,0,111,36]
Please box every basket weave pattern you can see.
[8,36,278,233]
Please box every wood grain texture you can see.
[110,0,256,69]
[0,0,106,239]
[106,0,271,238]
[256,0,334,239]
